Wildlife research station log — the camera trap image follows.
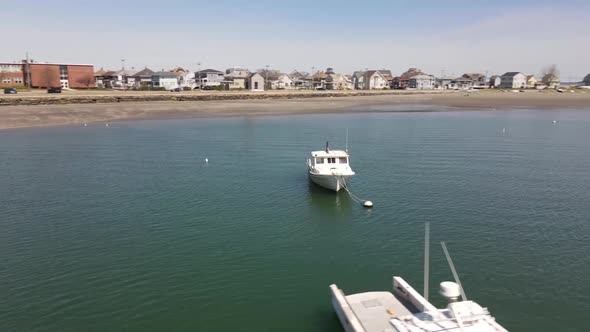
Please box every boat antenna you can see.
[423,222,430,301]
[325,141,329,153]
[440,242,468,301]
[345,128,349,152]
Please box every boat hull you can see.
[309,172,352,192]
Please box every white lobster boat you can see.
[307,142,355,192]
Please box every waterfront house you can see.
[195,69,224,88]
[542,73,560,89]
[132,67,155,88]
[448,77,473,90]
[488,75,501,88]
[245,72,264,91]
[434,77,453,89]
[93,68,107,88]
[408,74,436,90]
[526,75,538,88]
[326,73,352,90]
[462,73,487,88]
[363,70,388,89]
[151,71,179,90]
[267,72,295,89]
[223,67,250,90]
[499,72,527,88]
[290,70,312,89]
[583,73,590,86]
[352,71,365,89]
[392,68,423,89]
[312,71,329,89]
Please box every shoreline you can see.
[1,91,590,130]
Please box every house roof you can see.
[102,70,117,76]
[501,72,523,77]
[196,69,223,74]
[94,67,106,76]
[312,72,329,79]
[462,73,485,79]
[365,70,386,79]
[411,74,434,80]
[584,74,590,82]
[247,72,264,79]
[134,67,154,77]
[152,71,177,78]
[377,70,392,76]
[452,77,472,82]
[352,71,365,79]
[526,75,537,80]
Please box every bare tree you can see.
[542,64,560,83]
[40,67,58,88]
[75,74,94,88]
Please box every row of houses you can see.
[3,59,588,91]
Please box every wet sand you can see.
[1,91,589,130]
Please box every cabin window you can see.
[327,157,336,164]
[316,158,324,164]
[339,157,347,164]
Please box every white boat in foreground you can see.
[330,224,509,332]
[307,142,355,192]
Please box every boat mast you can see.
[424,222,430,301]
[345,128,349,152]
[441,241,468,301]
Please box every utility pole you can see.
[25,51,31,89]
[311,66,315,89]
[265,64,269,90]
[121,59,126,91]
[197,62,202,89]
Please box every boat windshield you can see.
[338,157,348,164]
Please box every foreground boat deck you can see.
[345,292,413,332]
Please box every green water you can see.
[1,110,589,331]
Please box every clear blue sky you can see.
[4,0,589,79]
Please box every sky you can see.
[3,0,589,80]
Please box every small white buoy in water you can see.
[83,123,88,127]
[205,158,209,163]
[552,120,557,124]
[363,201,373,208]
[105,123,110,127]
[502,127,506,133]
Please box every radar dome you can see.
[440,281,461,302]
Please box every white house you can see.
[152,71,179,90]
[261,71,294,89]
[195,69,224,88]
[499,72,527,88]
[408,74,435,89]
[364,70,388,89]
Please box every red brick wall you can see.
[30,64,60,88]
[67,65,95,88]
[0,64,25,87]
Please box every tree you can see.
[41,67,58,88]
[541,64,560,83]
[75,74,94,88]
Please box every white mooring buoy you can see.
[205,158,209,163]
[363,201,373,208]
[552,120,557,124]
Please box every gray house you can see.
[584,73,590,86]
[245,72,265,91]
[499,72,527,88]
[133,67,155,87]
[195,69,224,88]
[489,75,501,88]
[408,74,435,90]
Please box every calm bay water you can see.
[1,109,589,331]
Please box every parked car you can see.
[47,87,62,93]
[170,87,182,92]
[3,88,18,94]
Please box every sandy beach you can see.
[1,90,589,130]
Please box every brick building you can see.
[27,63,95,88]
[0,63,25,87]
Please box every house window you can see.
[2,78,11,84]
[14,77,22,84]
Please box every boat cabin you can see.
[310,150,350,168]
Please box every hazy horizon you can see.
[4,0,590,80]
